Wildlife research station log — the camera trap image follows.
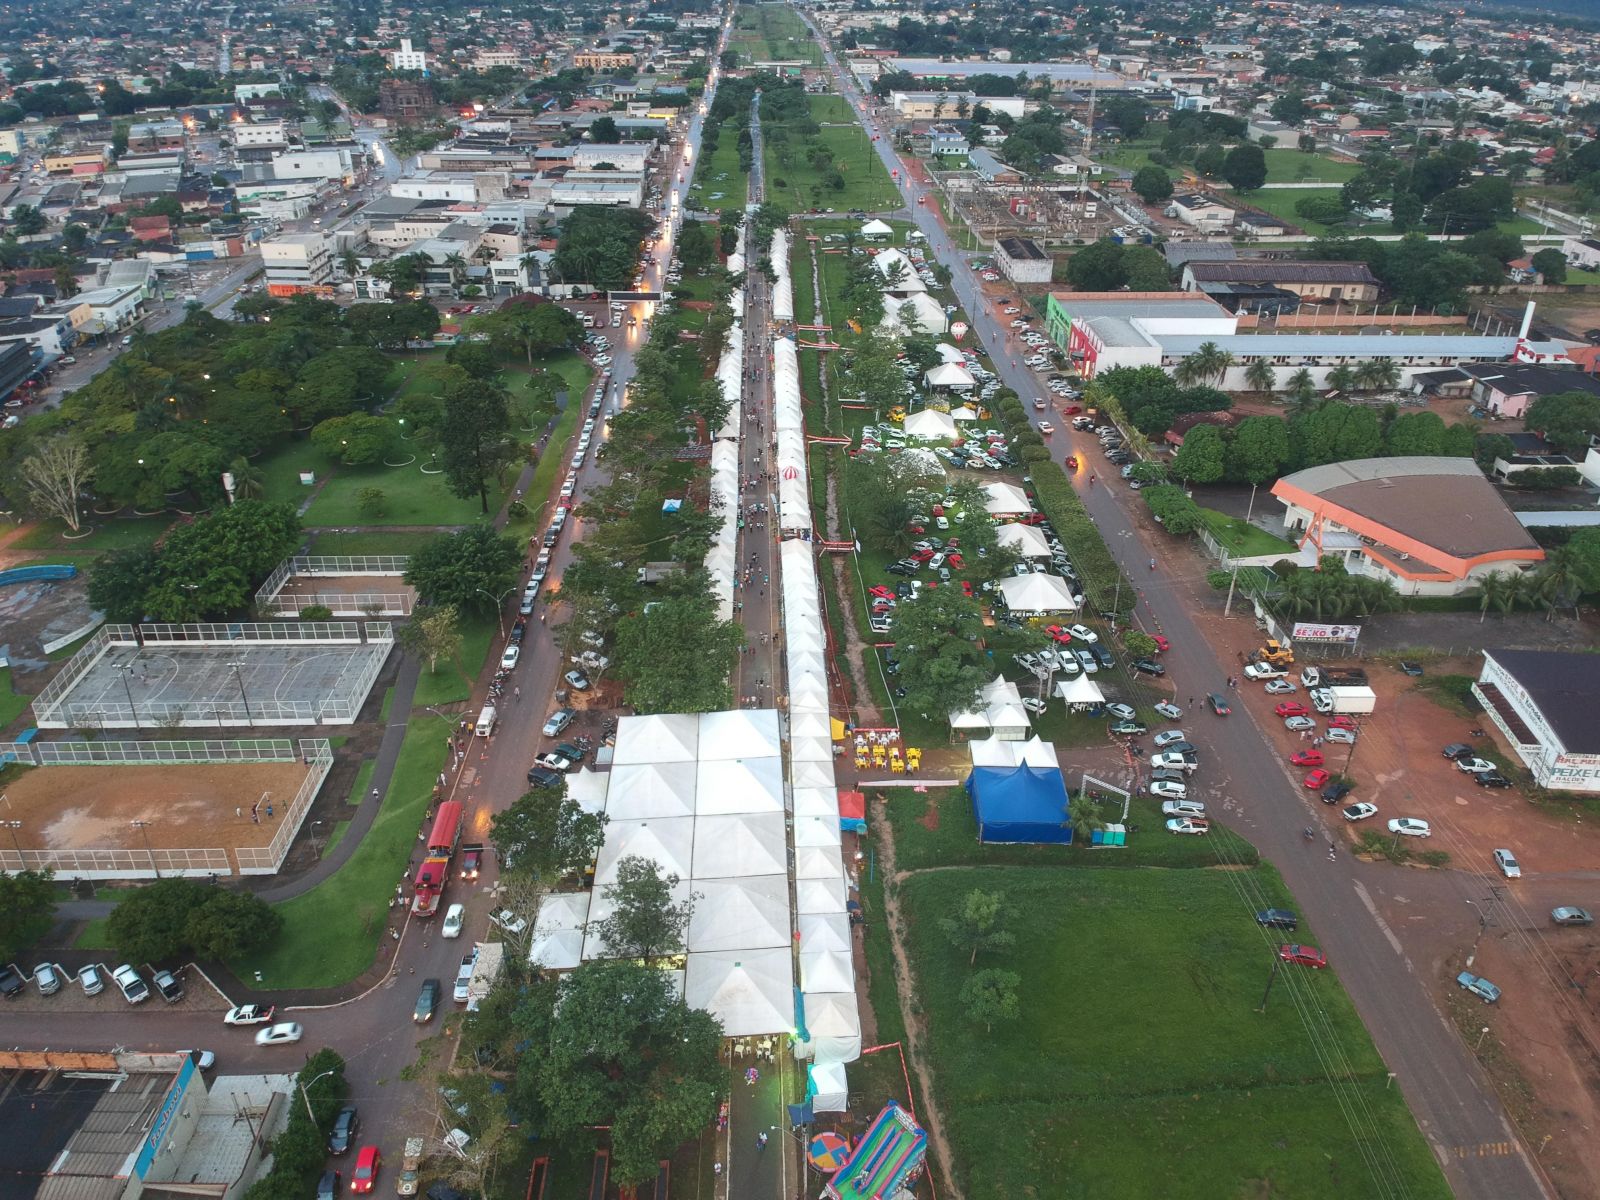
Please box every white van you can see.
[474,705,498,737]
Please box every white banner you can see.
[1291,622,1361,643]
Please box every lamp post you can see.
[228,662,255,727]
[131,819,158,878]
[299,1068,339,1123]
[117,663,142,730]
[476,586,515,640]
[2,819,22,866]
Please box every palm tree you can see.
[1476,572,1523,622]
[1284,369,1318,413]
[1354,358,1400,392]
[443,252,468,293]
[338,247,361,279]
[1176,341,1233,387]
[225,456,265,501]
[1244,357,1276,396]
[1066,793,1104,842]
[1173,351,1208,388]
[1325,363,1358,394]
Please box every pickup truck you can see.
[396,1137,423,1195]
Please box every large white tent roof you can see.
[687,875,792,953]
[604,761,697,820]
[861,218,894,236]
[997,573,1079,612]
[796,872,849,914]
[530,892,592,970]
[996,521,1051,558]
[872,247,925,291]
[695,756,786,815]
[698,709,782,760]
[803,991,863,1064]
[593,817,695,884]
[610,714,699,764]
[935,342,967,364]
[794,843,846,880]
[925,362,975,390]
[800,946,855,993]
[1057,673,1106,704]
[685,948,796,1038]
[983,481,1032,514]
[693,812,789,878]
[884,292,948,336]
[970,735,1061,768]
[902,408,958,441]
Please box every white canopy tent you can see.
[935,342,967,364]
[982,481,1032,515]
[970,734,1060,769]
[772,338,813,532]
[924,362,975,391]
[801,945,855,993]
[687,875,792,953]
[793,787,839,818]
[808,1061,849,1112]
[861,218,894,238]
[770,228,794,322]
[883,292,948,336]
[604,761,698,820]
[610,714,699,764]
[794,843,847,880]
[593,817,695,885]
[692,813,789,879]
[696,756,786,815]
[996,521,1051,558]
[685,948,796,1038]
[997,573,1079,613]
[793,814,843,849]
[796,872,849,914]
[872,247,925,293]
[530,892,591,970]
[803,991,863,1064]
[902,408,958,441]
[1057,673,1106,706]
[699,709,782,759]
[949,706,992,733]
[565,767,611,816]
[949,404,979,421]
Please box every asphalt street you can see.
[800,16,1551,1200]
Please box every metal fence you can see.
[138,621,371,645]
[31,626,118,716]
[236,740,335,875]
[291,555,409,576]
[0,845,234,879]
[34,739,304,766]
[257,590,414,619]
[254,556,413,618]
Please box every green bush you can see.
[243,1051,348,1200]
[1030,463,1133,614]
[298,604,334,620]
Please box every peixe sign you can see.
[1291,622,1362,643]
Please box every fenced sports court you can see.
[32,622,393,729]
[0,738,334,878]
[255,555,416,618]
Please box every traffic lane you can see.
[813,26,1549,1200]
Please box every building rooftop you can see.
[1186,261,1379,285]
[1158,333,1520,360]
[1485,649,1600,755]
[1460,362,1600,398]
[997,237,1047,261]
[1275,456,1540,562]
[1164,241,1238,268]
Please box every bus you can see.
[427,801,464,858]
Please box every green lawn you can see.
[1568,266,1600,284]
[74,916,114,950]
[237,715,451,990]
[307,530,426,556]
[1261,148,1362,184]
[764,95,899,214]
[731,2,820,64]
[253,439,340,508]
[303,460,504,528]
[411,612,497,708]
[690,128,751,211]
[1239,188,1392,236]
[1198,508,1298,559]
[899,867,1452,1200]
[13,514,175,554]
[0,667,30,729]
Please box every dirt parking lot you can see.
[5,961,229,1017]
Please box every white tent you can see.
[771,228,794,322]
[935,342,967,364]
[970,734,1060,768]
[1057,673,1106,706]
[530,892,591,970]
[604,761,698,820]
[593,817,695,884]
[687,875,792,952]
[692,813,788,878]
[924,362,975,391]
[565,767,611,816]
[949,706,991,733]
[794,844,847,880]
[794,786,840,818]
[872,247,925,293]
[800,945,855,992]
[883,292,948,336]
[792,758,837,792]
[894,447,945,477]
[610,714,699,765]
[799,911,852,953]
[699,709,782,759]
[997,573,1079,613]
[996,521,1051,558]
[982,481,1032,515]
[861,218,894,238]
[804,991,863,1063]
[949,404,979,421]
[808,1060,849,1111]
[793,814,843,848]
[685,948,796,1037]
[796,872,849,914]
[695,756,786,815]
[902,408,958,441]
[790,709,833,741]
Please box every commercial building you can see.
[379,78,435,121]
[390,37,428,72]
[575,49,638,70]
[1459,362,1600,420]
[270,147,356,184]
[995,236,1052,284]
[968,147,1022,184]
[1180,260,1380,304]
[1167,193,1234,230]
[261,232,335,295]
[231,120,290,150]
[0,341,41,403]
[886,91,1026,121]
[1271,457,1544,597]
[550,178,644,209]
[1044,292,1235,375]
[1475,650,1600,793]
[572,141,651,171]
[126,121,185,152]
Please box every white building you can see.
[70,285,145,335]
[232,120,290,149]
[270,148,355,184]
[1475,650,1600,793]
[235,179,320,221]
[550,178,643,209]
[261,232,335,294]
[390,38,428,72]
[572,142,652,171]
[995,236,1052,284]
[391,172,480,202]
[1168,193,1235,230]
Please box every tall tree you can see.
[396,603,464,673]
[1222,144,1268,191]
[19,437,93,533]
[960,968,1022,1033]
[491,782,607,885]
[403,528,521,612]
[590,855,695,959]
[0,870,57,963]
[938,889,1016,966]
[613,594,742,713]
[1171,423,1227,483]
[438,376,515,513]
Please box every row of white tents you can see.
[704,217,751,622]
[773,336,813,534]
[771,227,794,323]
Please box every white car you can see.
[1038,422,1055,434]
[1150,779,1188,800]
[113,964,150,1004]
[254,1022,304,1046]
[1325,727,1356,744]
[490,908,527,936]
[1264,679,1297,695]
[499,644,520,671]
[1455,757,1495,774]
[442,903,466,939]
[594,354,612,365]
[453,953,477,1003]
[32,963,63,996]
[1154,701,1182,720]
[1243,663,1285,681]
[1150,751,1198,774]
[78,964,105,996]
[1068,624,1098,643]
[1343,802,1379,822]
[564,669,591,691]
[224,1003,276,1025]
[1492,848,1521,879]
[1152,730,1188,749]
[1165,817,1209,836]
[1387,818,1431,838]
[1161,799,1205,818]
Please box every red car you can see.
[1065,455,1079,470]
[1044,625,1073,644]
[911,548,935,562]
[351,1146,381,1194]
[1018,513,1048,525]
[1062,404,1082,414]
[1150,634,1170,652]
[960,580,974,597]
[868,585,896,599]
[1290,750,1324,767]
[1275,701,1310,718]
[1279,944,1328,969]
[1328,715,1357,730]
[1303,769,1331,789]
[946,552,964,569]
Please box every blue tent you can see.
[968,764,1073,844]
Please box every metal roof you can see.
[1158,333,1519,359]
[1185,261,1379,284]
[1484,649,1600,755]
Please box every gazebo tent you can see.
[861,218,894,238]
[884,292,948,336]
[969,734,1060,769]
[802,991,863,1064]
[935,342,967,364]
[685,947,796,1037]
[530,892,592,970]
[1056,673,1106,707]
[610,714,699,764]
[996,521,1051,558]
[902,408,958,441]
[871,248,925,293]
[807,1061,849,1112]
[604,761,697,819]
[968,764,1074,844]
[982,481,1032,515]
[949,404,978,422]
[797,873,849,914]
[924,362,975,391]
[997,573,1078,613]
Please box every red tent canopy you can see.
[837,790,866,821]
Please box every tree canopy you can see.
[403,526,522,612]
[490,782,607,885]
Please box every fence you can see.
[0,739,335,879]
[254,556,415,618]
[30,625,119,717]
[136,620,378,645]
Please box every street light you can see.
[2,819,22,865]
[228,662,255,727]
[300,1068,339,1123]
[117,663,142,730]
[476,586,515,640]
[131,819,159,878]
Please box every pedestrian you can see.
[1299,729,1307,742]
[758,1132,769,1150]
[714,1163,723,1177]
[235,806,243,818]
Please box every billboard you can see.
[1291,622,1361,644]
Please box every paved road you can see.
[800,15,1550,1200]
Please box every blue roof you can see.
[969,764,1072,844]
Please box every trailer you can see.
[1310,684,1376,716]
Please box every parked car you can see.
[490,908,527,935]
[527,765,562,788]
[1320,782,1354,804]
[1441,743,1474,760]
[1284,716,1316,732]
[77,964,105,996]
[1103,702,1136,721]
[1068,624,1098,643]
[1154,701,1182,720]
[1290,750,1324,767]
[224,1003,275,1025]
[1474,770,1511,789]
[32,962,63,996]
[1264,680,1297,695]
[1456,971,1501,1004]
[1153,730,1188,749]
[328,1106,360,1155]
[1303,769,1331,789]
[1109,720,1147,736]
[1275,701,1310,718]
[1131,658,1165,676]
[563,669,591,691]
[152,969,183,1003]
[1150,750,1198,773]
[254,1022,304,1046]
[1387,818,1431,838]
[1492,848,1522,879]
[499,645,520,670]
[542,708,576,737]
[113,964,150,1004]
[1165,817,1209,835]
[1279,944,1327,969]
[1325,727,1356,744]
[1343,802,1379,822]
[1256,909,1298,930]
[1552,907,1594,927]
[1150,779,1188,800]
[317,1169,342,1200]
[442,904,465,939]
[414,978,442,1023]
[1455,757,1495,775]
[453,953,477,1003]
[1161,800,1205,819]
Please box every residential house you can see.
[1460,362,1600,420]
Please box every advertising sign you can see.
[1291,622,1361,644]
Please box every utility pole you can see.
[1257,954,1282,1013]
